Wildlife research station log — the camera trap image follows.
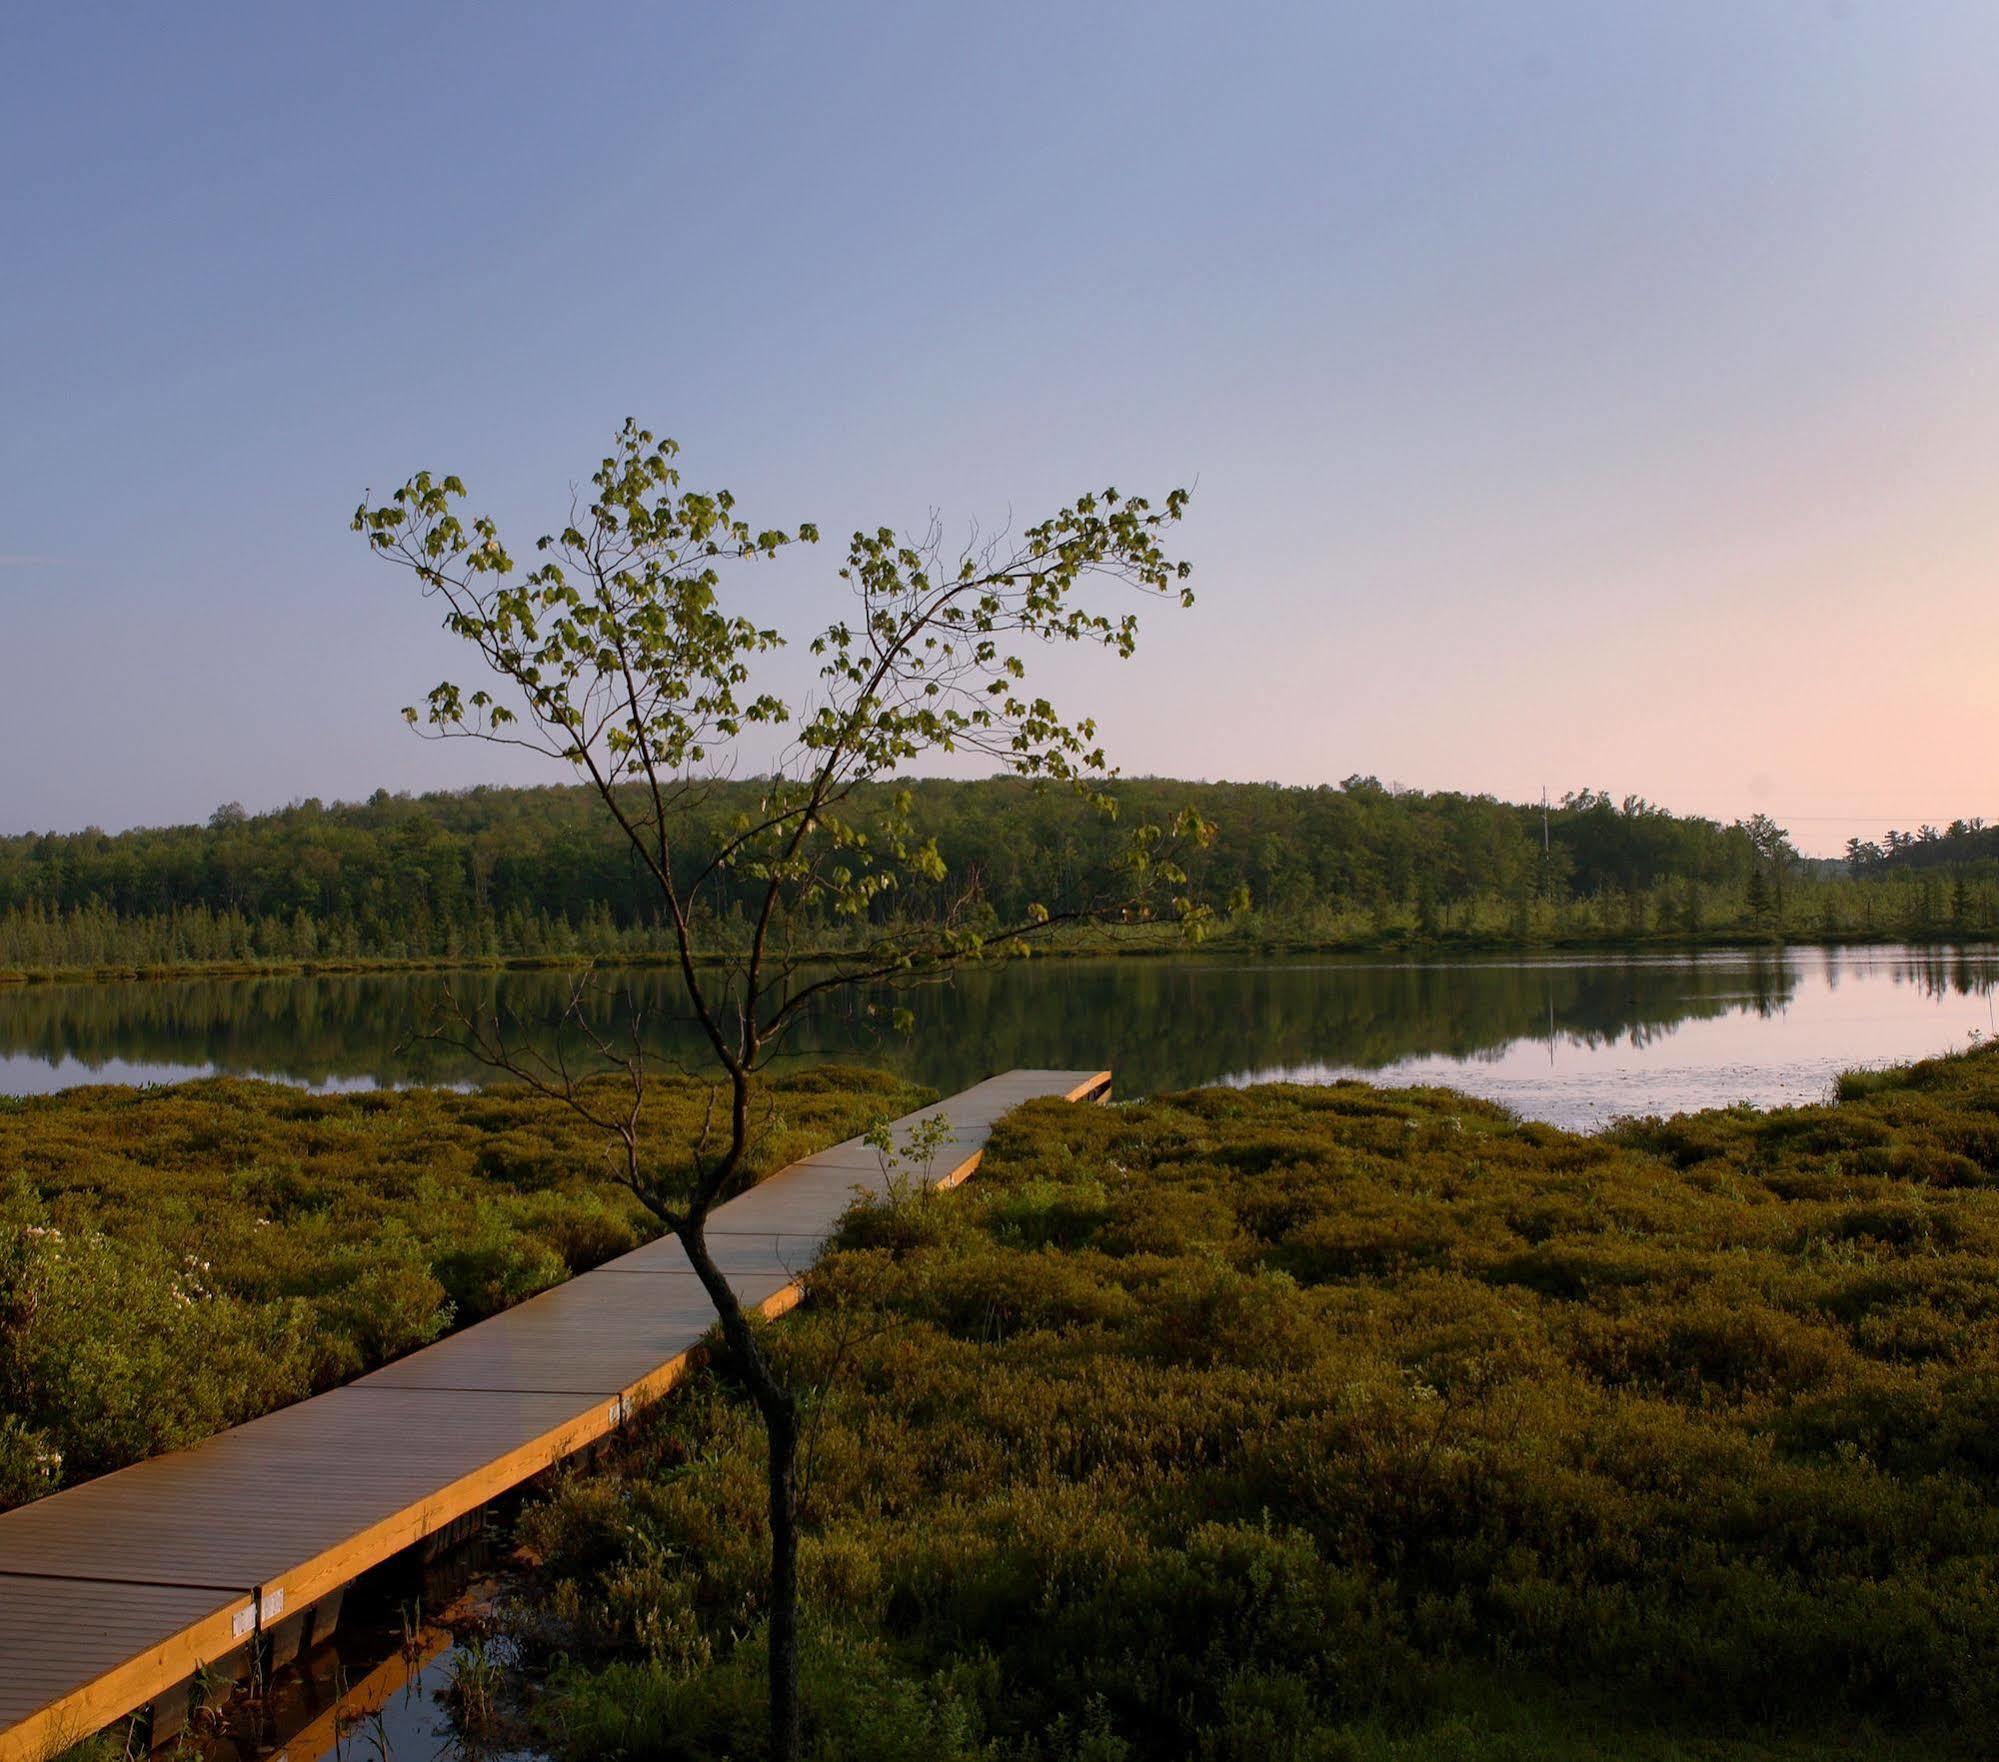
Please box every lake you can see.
[2,944,1995,1130]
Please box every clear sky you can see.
[4,2,1995,854]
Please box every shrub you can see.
[506,1043,1999,1758]
[0,1068,927,1506]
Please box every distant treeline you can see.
[1847,818,1998,870]
[2,778,1996,974]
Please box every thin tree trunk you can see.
[676,1092,803,1762]
[763,1385,802,1760]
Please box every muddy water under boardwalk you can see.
[188,1538,545,1762]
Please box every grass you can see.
[0,1066,928,1507]
[496,1041,1999,1759]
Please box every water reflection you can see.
[264,1622,453,1762]
[180,1547,545,1762]
[1,945,1995,1130]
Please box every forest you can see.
[2,779,1996,976]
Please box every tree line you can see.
[1847,818,1998,870]
[3,778,1996,973]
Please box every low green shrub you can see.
[0,1067,927,1507]
[506,1044,1999,1758]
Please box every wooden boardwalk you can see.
[0,1069,1110,1761]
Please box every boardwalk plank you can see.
[0,1577,250,1738]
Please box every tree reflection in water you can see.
[4,946,1997,1122]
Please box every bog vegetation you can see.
[499,1043,1999,1760]
[5,780,1997,977]
[0,1068,925,1508]
[11,1047,1999,1754]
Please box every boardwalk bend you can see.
[0,1068,1112,1760]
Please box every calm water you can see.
[2,945,1995,1130]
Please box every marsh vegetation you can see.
[0,1067,924,1509]
[488,1045,1999,1760]
[13,1045,1999,1754]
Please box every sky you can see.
[3,2,1995,855]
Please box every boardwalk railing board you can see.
[0,1068,1109,1762]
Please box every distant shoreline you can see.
[5,924,1996,990]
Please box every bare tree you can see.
[353,420,1204,1759]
